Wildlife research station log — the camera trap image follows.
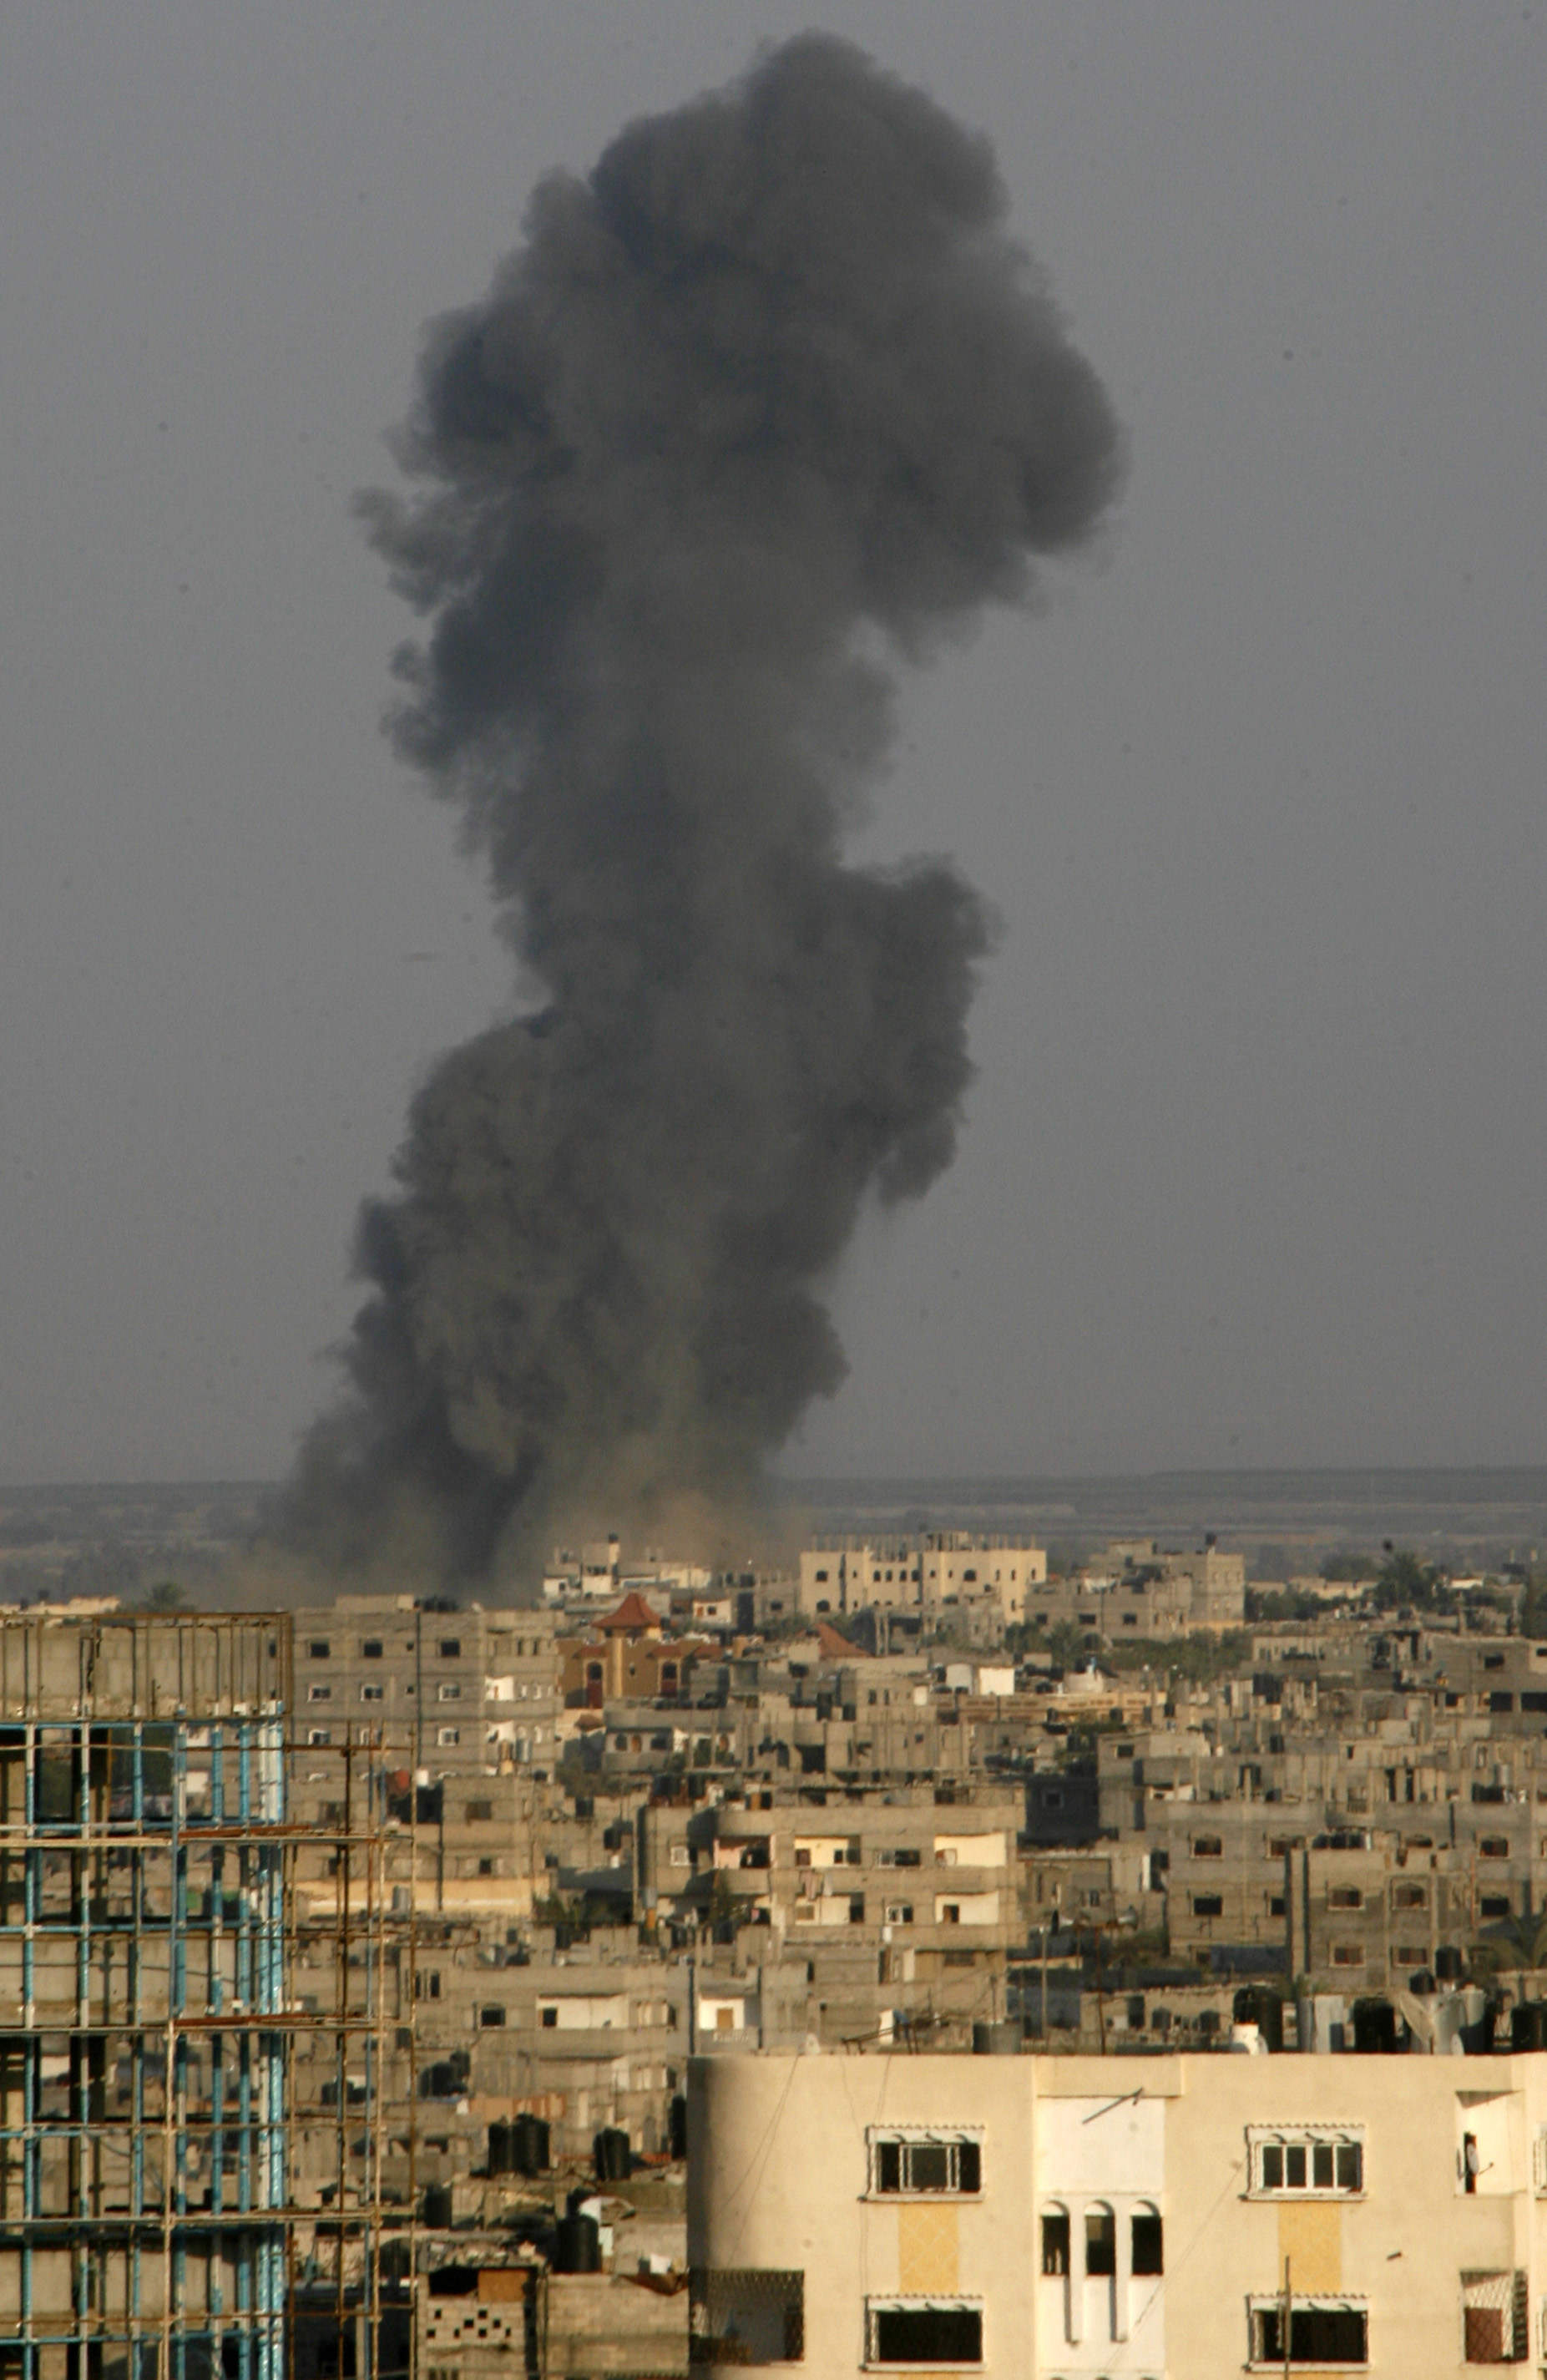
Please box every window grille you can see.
[1248,2128,1363,2195]
[1460,2271,1528,2363]
[869,2132,983,2195]
[689,2269,804,2364]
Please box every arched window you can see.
[1040,2205,1070,2276]
[1132,2205,1163,2275]
[1084,2206,1116,2277]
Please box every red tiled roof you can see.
[815,1622,869,1659]
[598,1591,662,1634]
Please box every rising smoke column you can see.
[296,34,1121,1577]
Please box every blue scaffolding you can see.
[1,1709,289,2380]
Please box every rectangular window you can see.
[1131,2211,1163,2276]
[307,1685,332,1703]
[1192,1836,1223,1857]
[1040,2211,1069,2276]
[1250,2302,1368,2367]
[437,1683,462,1702]
[308,1641,331,1659]
[1480,1894,1512,1918]
[307,1729,332,1746]
[1251,2131,1363,2196]
[867,2302,983,2367]
[1459,2271,1528,2363]
[689,2270,803,2366]
[1327,1886,1362,1909]
[437,1727,460,1746]
[1192,1894,1223,1917]
[479,2005,506,2028]
[360,1684,384,1702]
[1332,1942,1365,1966]
[466,1800,493,1822]
[361,1640,382,1658]
[439,1638,462,1658]
[670,1845,692,1868]
[870,2134,982,2196]
[1393,1881,1427,1909]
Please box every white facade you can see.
[690,2047,1547,2376]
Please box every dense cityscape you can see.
[6,1508,1547,2373]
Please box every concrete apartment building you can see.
[798,1535,1048,1631]
[639,1785,1023,1952]
[293,1593,563,1770]
[1017,1539,1248,1642]
[690,2045,1547,2375]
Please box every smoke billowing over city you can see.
[292,33,1120,1581]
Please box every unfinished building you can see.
[0,1611,412,2380]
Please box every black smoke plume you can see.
[294,34,1121,1580]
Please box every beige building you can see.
[800,1535,1047,1628]
[690,2045,1547,2374]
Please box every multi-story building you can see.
[293,1593,562,1772]
[690,2044,1547,2375]
[798,1535,1048,1631]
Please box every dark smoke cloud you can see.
[292,33,1121,1580]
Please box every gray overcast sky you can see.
[2,1,1544,1485]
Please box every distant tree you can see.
[1520,1577,1547,1641]
[137,1581,187,1613]
[1045,1619,1095,1672]
[1246,1588,1326,1623]
[1369,1549,1444,1613]
[1103,1631,1251,1687]
[705,1871,741,1930]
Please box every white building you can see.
[689,2045,1547,2373]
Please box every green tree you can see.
[1370,1549,1443,1613]
[137,1580,187,1613]
[1045,1619,1096,1671]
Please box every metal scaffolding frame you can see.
[0,1614,417,2380]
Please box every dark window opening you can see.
[870,2305,982,2367]
[1041,2212,1069,2276]
[1253,2306,1367,2366]
[1084,2210,1115,2277]
[1131,2213,1163,2276]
